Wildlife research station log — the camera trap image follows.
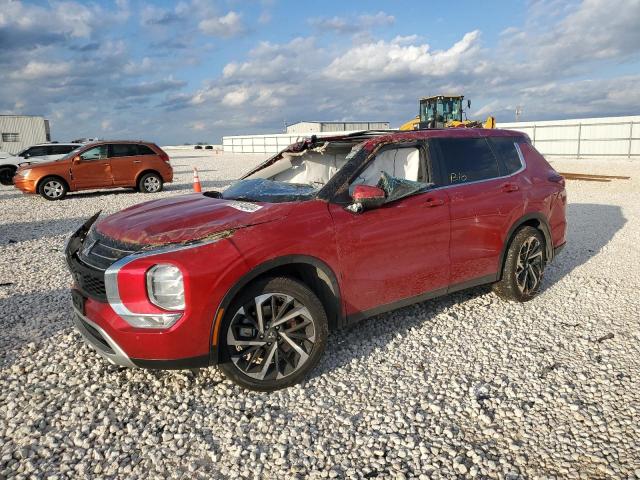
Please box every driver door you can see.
[71,145,113,189]
[328,144,451,318]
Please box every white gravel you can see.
[1,151,639,479]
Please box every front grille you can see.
[78,229,137,270]
[67,227,139,302]
[70,267,107,299]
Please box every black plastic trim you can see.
[497,213,554,282]
[131,355,211,370]
[209,254,343,364]
[345,274,497,326]
[554,242,566,257]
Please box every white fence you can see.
[498,115,640,159]
[222,131,362,154]
[223,115,640,158]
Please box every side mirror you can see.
[350,185,385,211]
[22,153,30,159]
[73,155,81,164]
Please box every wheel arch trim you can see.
[498,212,553,281]
[209,254,343,362]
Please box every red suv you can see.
[65,129,566,390]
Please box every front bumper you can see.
[65,214,247,369]
[73,303,136,368]
[73,300,211,369]
[13,177,36,193]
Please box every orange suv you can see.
[13,141,173,200]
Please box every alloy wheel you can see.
[144,176,161,192]
[515,236,544,294]
[43,180,64,199]
[226,293,316,381]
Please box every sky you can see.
[1,0,639,145]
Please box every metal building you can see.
[286,121,389,134]
[0,115,51,155]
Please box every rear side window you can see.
[110,144,139,157]
[137,145,156,156]
[489,137,523,175]
[435,138,499,185]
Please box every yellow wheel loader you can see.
[399,95,495,130]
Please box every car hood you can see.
[96,193,294,246]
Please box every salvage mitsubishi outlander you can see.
[65,128,567,391]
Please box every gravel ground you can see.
[1,151,639,479]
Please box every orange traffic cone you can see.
[193,167,202,192]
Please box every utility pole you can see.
[515,105,523,122]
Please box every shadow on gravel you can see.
[0,217,87,244]
[309,285,491,381]
[0,288,72,368]
[542,203,626,290]
[0,190,27,200]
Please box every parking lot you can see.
[1,150,639,478]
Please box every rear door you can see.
[71,145,113,189]
[328,143,451,316]
[431,136,524,286]
[108,144,140,186]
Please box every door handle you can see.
[424,197,445,207]
[501,183,519,193]
[133,160,141,164]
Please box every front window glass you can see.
[222,141,360,203]
[24,146,48,157]
[350,147,430,203]
[80,145,108,161]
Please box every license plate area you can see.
[71,289,86,315]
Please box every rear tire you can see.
[38,176,68,200]
[218,276,328,391]
[0,166,16,186]
[138,172,163,193]
[493,226,546,302]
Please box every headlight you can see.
[146,264,185,310]
[15,168,31,178]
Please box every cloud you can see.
[1,0,639,144]
[9,61,72,80]
[117,78,187,98]
[141,3,189,26]
[199,11,245,38]
[324,31,481,81]
[309,11,395,34]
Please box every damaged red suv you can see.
[65,129,566,390]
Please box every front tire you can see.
[493,226,546,302]
[0,166,16,186]
[218,276,328,391]
[38,176,68,200]
[138,172,163,193]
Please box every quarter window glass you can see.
[489,137,523,175]
[137,145,156,156]
[436,138,499,185]
[110,144,139,157]
[80,145,108,160]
